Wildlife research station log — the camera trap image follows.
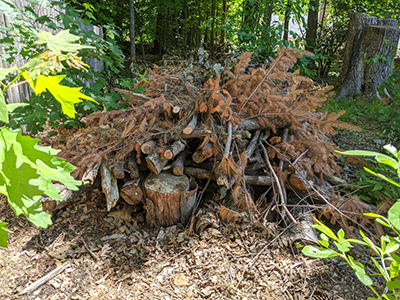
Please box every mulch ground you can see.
[0,187,373,300]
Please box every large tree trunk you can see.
[335,13,400,101]
[305,0,320,52]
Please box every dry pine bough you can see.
[45,47,361,230]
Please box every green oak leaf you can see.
[0,221,13,248]
[34,30,94,54]
[2,145,52,228]
[0,90,8,123]
[24,73,96,118]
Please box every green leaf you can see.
[337,150,383,157]
[34,30,94,54]
[334,240,353,253]
[0,90,8,123]
[384,144,398,159]
[302,245,340,258]
[0,66,18,81]
[364,168,400,188]
[388,202,400,231]
[7,102,29,112]
[384,240,399,255]
[386,279,400,291]
[24,73,96,118]
[313,219,338,241]
[364,213,385,219]
[2,145,52,228]
[0,221,13,248]
[337,228,345,241]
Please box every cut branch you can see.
[183,114,198,135]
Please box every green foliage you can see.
[0,0,125,134]
[0,14,99,247]
[303,145,400,299]
[303,207,400,299]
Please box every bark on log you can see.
[172,148,190,176]
[82,163,100,186]
[164,140,186,160]
[120,178,144,205]
[111,161,125,179]
[184,167,272,186]
[144,172,197,226]
[41,184,91,212]
[126,154,140,179]
[101,163,120,211]
[183,114,198,135]
[192,142,213,163]
[240,117,291,131]
[141,140,157,154]
[146,152,168,175]
[335,13,400,100]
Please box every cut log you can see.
[111,161,125,179]
[183,114,198,135]
[146,152,168,175]
[126,154,140,179]
[172,148,189,176]
[144,172,197,226]
[120,178,144,205]
[164,140,186,160]
[172,105,181,114]
[141,140,157,154]
[192,142,213,163]
[101,163,120,211]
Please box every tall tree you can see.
[283,0,292,41]
[129,0,136,61]
[305,0,320,52]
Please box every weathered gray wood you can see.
[335,13,400,101]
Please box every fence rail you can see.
[0,0,103,104]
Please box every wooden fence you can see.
[0,0,103,104]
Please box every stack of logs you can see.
[43,48,359,232]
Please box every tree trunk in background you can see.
[154,11,164,54]
[129,0,135,61]
[197,0,201,48]
[335,13,400,101]
[211,0,216,56]
[283,0,292,41]
[265,0,274,27]
[305,0,320,52]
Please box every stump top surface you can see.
[144,172,189,194]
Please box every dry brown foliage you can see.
[46,47,359,188]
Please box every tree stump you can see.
[144,172,197,226]
[335,12,400,101]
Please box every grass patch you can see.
[324,97,400,146]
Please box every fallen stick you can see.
[184,167,272,186]
[20,262,70,295]
[183,114,198,135]
[261,143,297,224]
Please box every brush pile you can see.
[43,48,360,230]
